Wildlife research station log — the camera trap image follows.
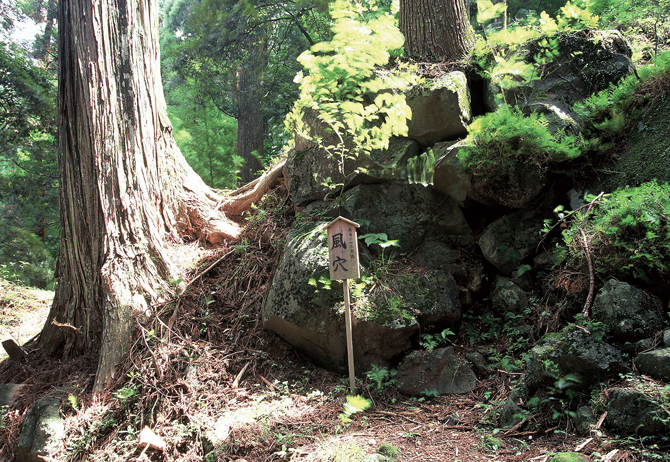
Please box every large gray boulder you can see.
[285,137,422,207]
[606,388,670,436]
[396,347,476,396]
[592,279,664,342]
[478,210,545,276]
[406,71,471,145]
[636,348,670,382]
[393,271,461,330]
[263,222,357,372]
[525,326,630,390]
[16,396,65,462]
[337,182,473,252]
[263,222,464,373]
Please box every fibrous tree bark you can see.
[399,0,475,62]
[37,0,279,392]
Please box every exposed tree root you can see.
[219,159,286,216]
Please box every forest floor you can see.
[0,184,662,462]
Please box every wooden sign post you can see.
[327,216,360,394]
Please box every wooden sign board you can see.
[327,217,360,281]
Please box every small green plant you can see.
[359,232,401,270]
[482,434,504,451]
[419,328,455,351]
[366,364,396,392]
[338,395,372,423]
[67,394,79,411]
[114,385,138,401]
[358,232,399,249]
[573,314,607,341]
[234,238,250,253]
[422,388,439,398]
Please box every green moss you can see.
[600,93,670,191]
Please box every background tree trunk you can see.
[38,0,239,392]
[400,0,475,62]
[236,33,267,185]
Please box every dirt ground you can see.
[0,185,662,461]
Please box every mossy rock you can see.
[339,182,473,253]
[525,326,630,390]
[598,92,670,192]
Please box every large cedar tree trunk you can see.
[400,0,475,62]
[38,0,241,392]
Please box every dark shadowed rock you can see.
[606,388,670,436]
[414,241,485,305]
[598,93,670,194]
[490,30,634,128]
[414,241,460,273]
[406,72,471,145]
[390,271,461,330]
[491,277,529,315]
[572,406,597,436]
[478,210,545,276]
[469,162,546,209]
[396,347,476,396]
[16,396,64,462]
[338,182,473,252]
[592,279,664,342]
[525,326,629,390]
[636,348,670,382]
[499,388,527,428]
